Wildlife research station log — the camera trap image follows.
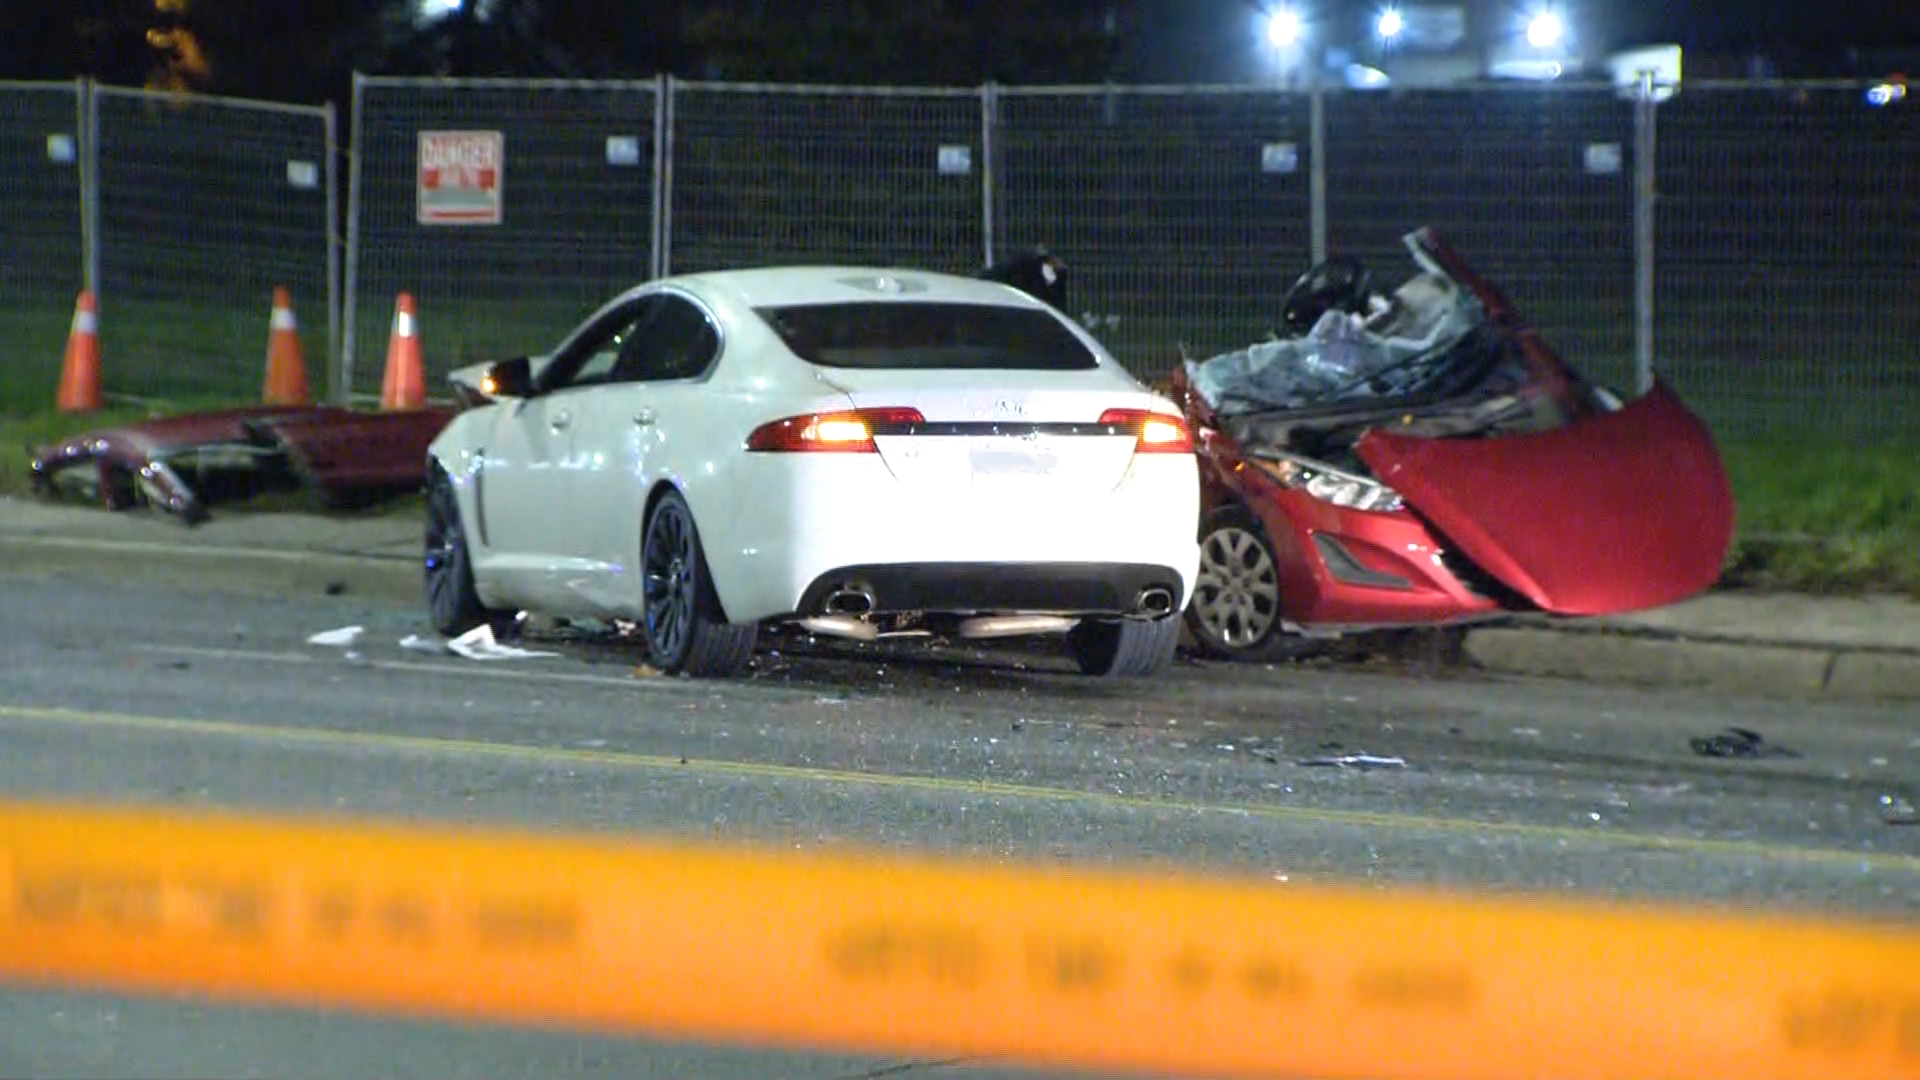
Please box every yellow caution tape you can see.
[1,799,1916,1079]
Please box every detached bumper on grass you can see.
[29,405,455,524]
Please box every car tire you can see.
[1186,505,1327,663]
[423,463,514,638]
[1068,614,1180,678]
[641,489,757,677]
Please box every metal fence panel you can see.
[1323,84,1637,395]
[1656,83,1920,439]
[668,84,983,276]
[0,82,85,411]
[348,78,658,398]
[997,87,1312,381]
[93,86,331,403]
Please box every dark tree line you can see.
[0,1,1127,104]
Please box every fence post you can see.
[980,81,998,268]
[341,72,364,401]
[650,74,668,280]
[79,77,100,301]
[655,75,676,278]
[1633,70,1657,395]
[1308,81,1327,265]
[324,100,342,404]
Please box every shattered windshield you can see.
[1184,256,1487,417]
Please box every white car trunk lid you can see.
[814,368,1157,492]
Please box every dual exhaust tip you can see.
[820,584,1177,621]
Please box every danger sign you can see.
[417,131,503,225]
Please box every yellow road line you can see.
[1,702,1913,874]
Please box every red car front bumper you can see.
[1227,464,1507,630]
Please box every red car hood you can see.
[1354,381,1734,615]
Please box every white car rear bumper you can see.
[696,454,1201,624]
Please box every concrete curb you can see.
[1464,626,1920,702]
[5,530,1917,702]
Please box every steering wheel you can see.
[1279,255,1373,336]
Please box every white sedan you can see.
[424,266,1200,678]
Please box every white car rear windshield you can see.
[756,302,1099,370]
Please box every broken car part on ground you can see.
[30,405,455,524]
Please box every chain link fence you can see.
[1657,82,1920,439]
[93,86,333,404]
[668,83,985,275]
[997,86,1312,380]
[7,77,1915,444]
[345,77,659,399]
[0,81,86,411]
[1323,83,1638,395]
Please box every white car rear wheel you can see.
[1068,614,1179,678]
[641,489,757,677]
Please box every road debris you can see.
[398,634,446,653]
[1880,793,1918,826]
[1688,727,1799,760]
[1297,753,1407,770]
[29,404,454,524]
[447,624,560,661]
[307,625,364,647]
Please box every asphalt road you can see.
[1,570,1915,1078]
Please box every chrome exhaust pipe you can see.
[798,615,878,642]
[956,615,1078,640]
[1136,586,1175,616]
[824,588,875,615]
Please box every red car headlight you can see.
[1249,452,1406,513]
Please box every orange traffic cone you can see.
[380,292,426,411]
[56,290,103,412]
[262,286,311,405]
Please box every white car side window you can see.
[546,300,657,392]
[612,295,720,383]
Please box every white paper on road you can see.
[1296,753,1407,769]
[307,625,364,647]
[398,634,447,654]
[447,624,559,661]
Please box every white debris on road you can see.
[1297,753,1408,770]
[307,625,364,647]
[447,624,560,661]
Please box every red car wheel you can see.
[1186,506,1325,663]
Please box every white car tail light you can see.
[744,407,926,453]
[1098,408,1194,454]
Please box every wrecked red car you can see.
[1166,228,1734,661]
[30,405,454,524]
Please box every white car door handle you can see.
[633,408,656,427]
[549,410,571,431]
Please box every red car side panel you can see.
[1355,379,1734,616]
[244,407,455,501]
